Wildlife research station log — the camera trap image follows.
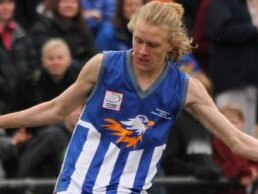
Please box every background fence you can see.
[0,176,241,194]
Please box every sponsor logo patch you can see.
[102,91,123,111]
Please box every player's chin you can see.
[135,61,152,71]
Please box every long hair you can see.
[43,0,86,32]
[113,0,144,28]
[112,0,128,28]
[128,1,192,62]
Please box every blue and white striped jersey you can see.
[55,50,188,194]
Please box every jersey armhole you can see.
[180,73,189,111]
[85,52,108,104]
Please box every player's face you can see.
[132,20,172,73]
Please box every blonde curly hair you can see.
[127,1,192,62]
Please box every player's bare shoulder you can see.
[185,76,210,107]
[77,53,104,85]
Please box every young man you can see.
[0,1,258,194]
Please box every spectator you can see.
[81,0,116,38]
[0,128,31,194]
[0,0,36,114]
[213,104,258,194]
[162,71,221,194]
[19,106,82,177]
[95,0,144,52]
[19,105,83,194]
[15,38,80,111]
[0,128,32,178]
[206,0,258,135]
[30,0,96,68]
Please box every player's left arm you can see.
[185,76,258,161]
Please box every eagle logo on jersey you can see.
[103,115,155,148]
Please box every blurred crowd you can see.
[1,0,258,194]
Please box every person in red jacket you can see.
[213,104,258,194]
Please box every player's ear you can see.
[167,42,173,52]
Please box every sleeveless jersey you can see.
[55,50,188,194]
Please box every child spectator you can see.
[15,38,80,110]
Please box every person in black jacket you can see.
[19,105,82,178]
[206,0,258,136]
[0,0,36,114]
[0,128,32,178]
[29,0,96,69]
[0,128,32,194]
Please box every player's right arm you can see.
[0,53,104,129]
